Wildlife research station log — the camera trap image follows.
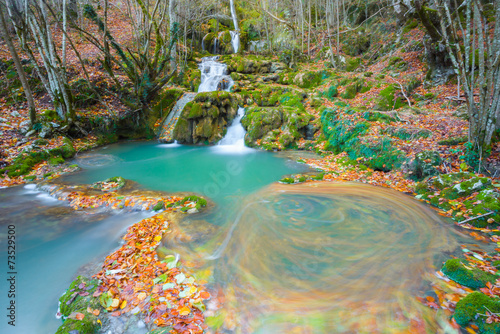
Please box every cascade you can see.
[230,31,240,53]
[198,56,234,93]
[214,106,250,153]
[157,92,197,142]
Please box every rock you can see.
[173,91,240,144]
[263,74,279,82]
[0,118,7,122]
[25,129,36,137]
[20,120,30,128]
[270,62,287,73]
[11,110,21,117]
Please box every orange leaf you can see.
[178,306,191,316]
[75,313,85,320]
[200,291,211,299]
[93,309,100,316]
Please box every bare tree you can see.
[0,1,36,126]
[431,0,500,165]
[6,0,75,122]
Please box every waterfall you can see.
[197,57,251,153]
[198,56,234,93]
[213,38,218,54]
[230,31,240,53]
[213,107,252,154]
[218,107,245,146]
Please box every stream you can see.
[0,55,482,334]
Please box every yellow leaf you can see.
[154,235,162,242]
[137,292,147,300]
[120,300,127,309]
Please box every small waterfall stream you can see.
[197,57,248,151]
[198,56,234,93]
[230,31,240,53]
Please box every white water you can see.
[230,31,240,53]
[213,107,253,154]
[198,56,234,93]
[198,57,250,153]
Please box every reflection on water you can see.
[192,182,463,333]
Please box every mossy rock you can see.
[89,176,126,192]
[293,70,330,89]
[173,91,240,144]
[438,135,468,146]
[0,138,75,178]
[279,177,295,184]
[55,316,100,334]
[385,56,409,72]
[322,85,338,101]
[363,111,398,124]
[442,259,496,290]
[242,105,312,149]
[345,57,361,72]
[376,85,405,110]
[170,195,207,211]
[441,176,491,200]
[49,156,65,166]
[454,292,500,333]
[153,201,165,211]
[59,276,100,317]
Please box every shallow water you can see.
[0,141,481,334]
[0,186,152,334]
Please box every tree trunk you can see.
[0,5,36,126]
[169,0,177,71]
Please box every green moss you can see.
[153,201,165,211]
[323,85,338,101]
[55,317,100,334]
[409,150,441,180]
[345,57,361,71]
[59,276,100,317]
[376,85,405,110]
[438,136,468,146]
[341,84,358,99]
[0,139,75,178]
[442,259,497,289]
[363,111,398,123]
[279,177,295,184]
[177,195,207,211]
[454,292,500,333]
[49,156,65,166]
[386,56,408,72]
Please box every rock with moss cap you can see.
[56,276,102,334]
[454,292,500,333]
[173,91,240,144]
[442,259,497,289]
